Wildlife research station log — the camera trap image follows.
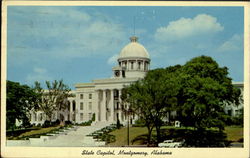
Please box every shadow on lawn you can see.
[132,128,233,147]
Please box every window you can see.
[131,62,134,69]
[80,113,83,121]
[235,110,239,116]
[73,101,76,111]
[122,70,125,78]
[116,102,119,109]
[39,113,43,121]
[80,94,83,99]
[52,113,55,120]
[138,62,141,70]
[89,94,92,99]
[88,113,92,120]
[89,102,92,110]
[80,102,83,110]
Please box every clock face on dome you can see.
[115,71,120,77]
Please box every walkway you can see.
[7,123,109,147]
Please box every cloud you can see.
[8,6,126,64]
[154,14,224,41]
[107,54,119,65]
[216,34,243,52]
[25,67,53,85]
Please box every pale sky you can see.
[7,6,244,89]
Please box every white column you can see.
[69,101,72,121]
[142,61,145,71]
[101,90,106,122]
[110,89,114,122]
[118,89,122,122]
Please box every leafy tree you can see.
[122,67,180,145]
[175,56,242,131]
[34,80,71,122]
[7,80,39,130]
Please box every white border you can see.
[1,1,249,158]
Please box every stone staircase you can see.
[7,122,113,147]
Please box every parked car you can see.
[158,139,184,148]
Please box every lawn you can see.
[224,126,243,142]
[108,126,148,146]
[107,126,243,147]
[7,126,62,140]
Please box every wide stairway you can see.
[7,122,110,147]
[42,122,108,147]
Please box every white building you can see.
[30,36,243,126]
[30,36,150,125]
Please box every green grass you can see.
[7,126,62,140]
[107,126,243,146]
[224,126,243,142]
[108,127,148,146]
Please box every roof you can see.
[118,36,150,59]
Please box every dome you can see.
[118,36,150,59]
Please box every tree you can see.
[7,80,39,130]
[122,67,180,145]
[175,56,241,131]
[34,80,71,123]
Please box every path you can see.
[7,123,109,147]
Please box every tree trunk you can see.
[146,125,153,146]
[155,125,161,145]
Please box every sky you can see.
[7,6,244,89]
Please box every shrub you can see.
[42,120,51,128]
[92,113,96,122]
[51,119,60,126]
[132,118,146,127]
[65,120,72,125]
[117,119,121,129]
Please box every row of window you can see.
[119,61,149,70]
[80,102,92,110]
[80,113,92,121]
[80,93,92,99]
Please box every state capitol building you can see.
[30,36,243,126]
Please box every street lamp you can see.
[127,108,132,146]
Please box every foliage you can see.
[121,66,181,144]
[64,120,72,125]
[175,56,242,130]
[42,119,60,128]
[116,118,121,129]
[92,113,96,121]
[7,80,40,130]
[75,114,96,126]
[122,56,241,146]
[75,120,92,126]
[34,80,72,122]
[132,118,146,127]
[89,124,118,144]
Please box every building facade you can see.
[30,36,150,125]
[29,36,243,126]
